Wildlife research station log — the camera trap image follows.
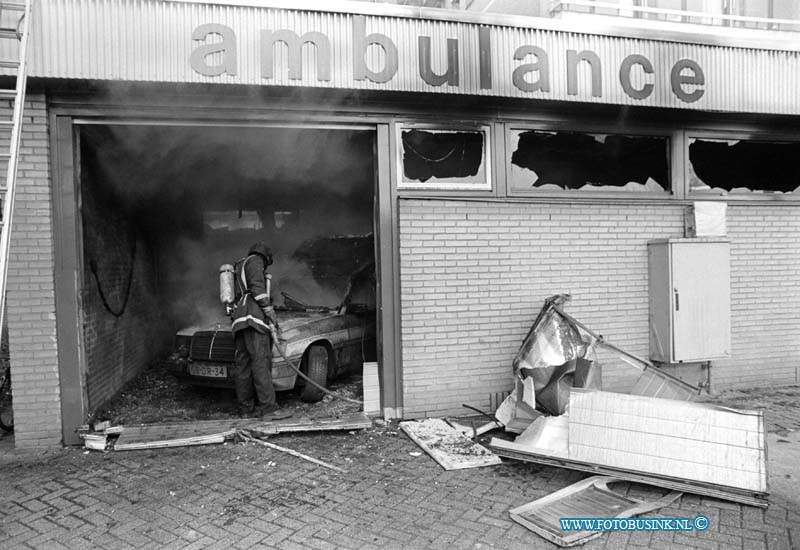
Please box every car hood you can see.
[176,310,339,337]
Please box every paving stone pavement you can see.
[0,385,798,550]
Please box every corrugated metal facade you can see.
[2,0,797,114]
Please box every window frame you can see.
[504,121,676,200]
[395,122,493,193]
[685,129,800,202]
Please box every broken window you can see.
[509,129,670,194]
[688,137,800,195]
[399,127,490,190]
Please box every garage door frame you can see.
[50,103,401,444]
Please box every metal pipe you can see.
[551,304,655,370]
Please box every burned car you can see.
[163,252,376,403]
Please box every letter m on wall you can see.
[261,30,332,81]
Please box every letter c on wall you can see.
[619,54,654,100]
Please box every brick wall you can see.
[717,205,800,389]
[5,95,62,448]
[80,161,166,412]
[398,198,800,418]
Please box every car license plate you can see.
[189,364,228,378]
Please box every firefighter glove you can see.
[262,306,277,326]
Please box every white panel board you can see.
[400,418,502,470]
[568,389,767,494]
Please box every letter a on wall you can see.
[190,24,238,77]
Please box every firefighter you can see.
[231,242,290,419]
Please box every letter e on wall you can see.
[190,24,237,77]
[671,59,705,103]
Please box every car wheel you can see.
[300,345,328,403]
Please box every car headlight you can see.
[174,335,191,358]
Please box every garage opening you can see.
[78,123,378,421]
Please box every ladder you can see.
[0,0,32,332]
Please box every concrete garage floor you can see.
[0,386,798,550]
[90,364,365,426]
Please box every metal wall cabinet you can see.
[647,238,731,363]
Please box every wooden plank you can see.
[269,412,372,433]
[489,438,768,507]
[509,476,681,547]
[110,413,372,450]
[114,430,234,451]
[400,418,502,470]
[569,389,768,493]
[112,420,243,442]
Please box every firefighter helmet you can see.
[248,241,273,266]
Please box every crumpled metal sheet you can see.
[512,297,596,415]
[513,306,587,375]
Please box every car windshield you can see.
[276,260,375,313]
[270,234,375,312]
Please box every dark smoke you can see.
[81,124,376,330]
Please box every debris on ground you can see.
[512,414,569,458]
[568,389,767,496]
[491,388,769,507]
[80,433,108,452]
[81,413,372,452]
[239,430,347,473]
[447,417,502,439]
[243,412,372,437]
[511,295,602,417]
[489,291,769,541]
[509,476,681,547]
[627,361,699,401]
[546,297,699,401]
[113,426,235,451]
[399,418,502,470]
[92,363,365,426]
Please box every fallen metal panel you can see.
[509,476,681,547]
[629,365,699,401]
[400,418,502,470]
[490,438,768,507]
[513,415,569,458]
[569,389,768,494]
